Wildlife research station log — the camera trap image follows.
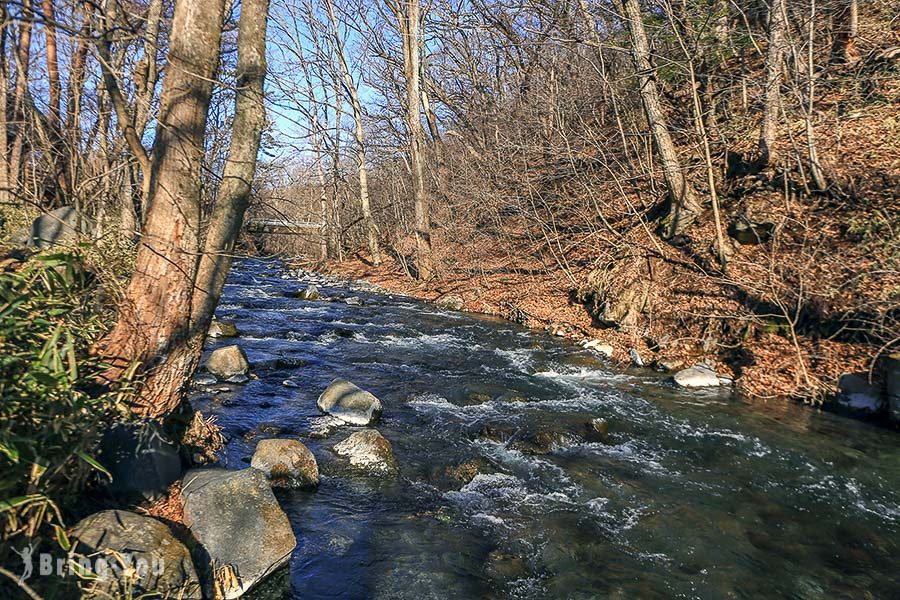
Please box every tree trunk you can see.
[0,2,10,204]
[619,0,702,237]
[396,0,433,277]
[831,0,858,63]
[324,0,380,266]
[9,9,32,194]
[758,0,787,166]
[191,0,270,349]
[96,0,228,418]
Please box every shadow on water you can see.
[191,258,900,600]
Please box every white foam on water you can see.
[493,347,536,373]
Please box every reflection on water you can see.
[191,259,900,599]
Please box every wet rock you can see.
[193,374,218,387]
[307,415,345,439]
[181,468,296,599]
[333,429,398,476]
[251,439,319,489]
[885,354,900,422]
[587,418,609,436]
[444,458,493,487]
[205,345,250,381]
[9,206,93,249]
[628,348,644,367]
[510,430,578,455]
[836,373,883,413]
[673,364,721,388]
[728,217,774,245]
[476,423,517,444]
[317,379,383,426]
[225,373,250,384]
[582,339,614,358]
[485,550,529,581]
[99,421,183,501]
[290,285,320,300]
[208,320,240,338]
[70,510,200,598]
[333,327,355,338]
[344,296,363,306]
[654,359,682,373]
[435,294,464,311]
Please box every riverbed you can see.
[190,258,900,599]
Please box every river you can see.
[190,258,900,599]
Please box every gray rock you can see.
[9,206,93,249]
[193,374,218,387]
[435,295,464,311]
[885,354,900,422]
[208,320,240,338]
[628,348,644,367]
[291,285,320,300]
[205,345,250,381]
[317,379,383,426]
[728,217,774,245]
[344,296,363,306]
[582,339,614,358]
[333,429,398,476]
[99,421,182,501]
[673,364,720,388]
[837,373,883,413]
[70,510,200,598]
[251,439,319,489]
[181,468,296,599]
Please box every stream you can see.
[190,258,900,599]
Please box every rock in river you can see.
[208,319,240,338]
[673,364,721,388]
[70,509,200,598]
[333,429,398,476]
[291,284,320,300]
[317,379,383,425]
[205,345,250,381]
[435,294,464,311]
[181,468,296,599]
[251,438,320,489]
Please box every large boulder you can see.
[317,379,383,425]
[333,429,398,476]
[181,468,296,599]
[99,421,183,501]
[70,510,200,598]
[885,354,900,422]
[205,345,250,382]
[251,439,319,489]
[8,206,92,249]
[673,364,721,388]
[576,263,649,328]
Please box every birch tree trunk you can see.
[324,0,381,265]
[619,0,702,237]
[758,0,787,166]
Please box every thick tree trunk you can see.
[758,0,787,166]
[831,0,858,63]
[96,0,227,418]
[191,0,270,341]
[9,10,32,193]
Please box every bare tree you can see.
[758,0,787,166]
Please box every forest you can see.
[0,0,898,598]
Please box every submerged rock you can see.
[673,364,721,388]
[99,421,183,501]
[509,430,578,455]
[208,320,240,338]
[70,510,200,598]
[317,379,383,425]
[251,438,319,489]
[205,345,250,381]
[435,294,464,311]
[181,468,296,599]
[333,429,398,476]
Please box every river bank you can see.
[319,253,895,422]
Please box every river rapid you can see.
[190,259,900,599]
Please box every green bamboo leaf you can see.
[0,494,45,512]
[76,451,112,481]
[54,524,72,551]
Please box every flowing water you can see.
[191,259,900,599]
